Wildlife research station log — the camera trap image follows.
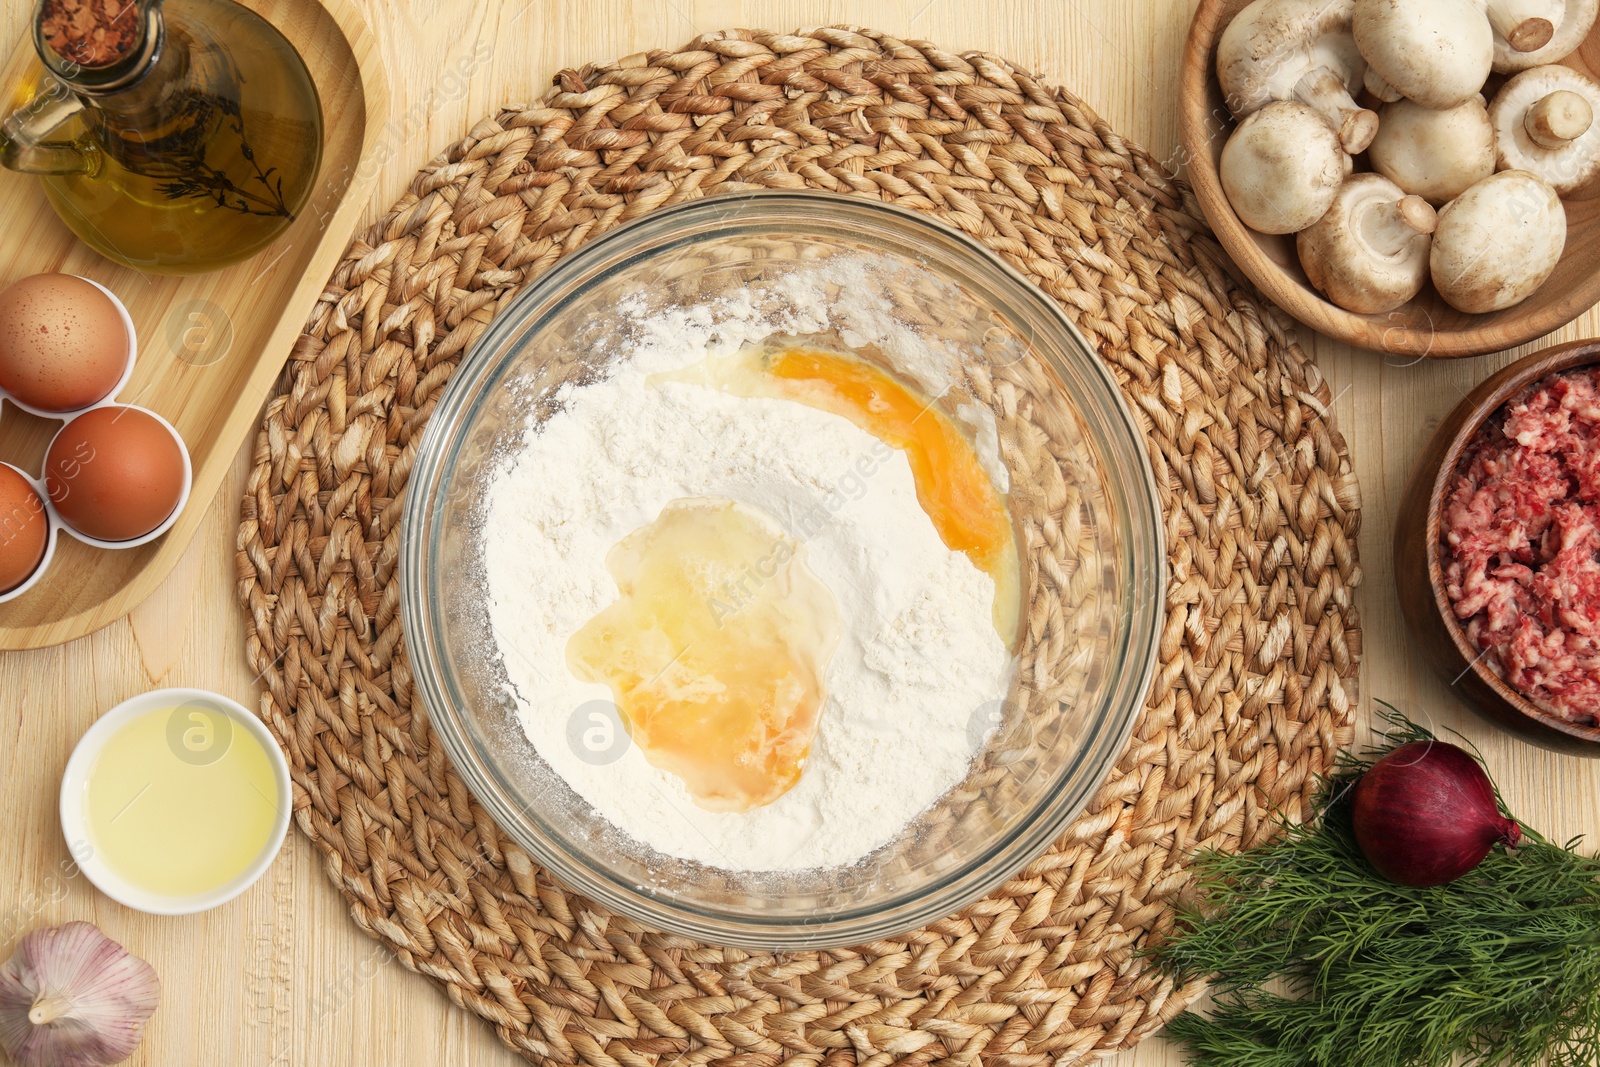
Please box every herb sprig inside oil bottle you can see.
[143,94,295,218]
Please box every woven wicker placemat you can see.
[237,26,1363,1065]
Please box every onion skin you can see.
[1351,740,1522,887]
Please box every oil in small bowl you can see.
[61,688,291,913]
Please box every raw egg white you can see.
[0,464,48,593]
[0,274,130,413]
[46,407,186,542]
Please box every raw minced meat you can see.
[1442,367,1600,725]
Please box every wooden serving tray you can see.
[0,0,389,649]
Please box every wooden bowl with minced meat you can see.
[1397,338,1600,754]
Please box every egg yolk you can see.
[571,348,1020,813]
[663,346,1021,645]
[567,498,841,812]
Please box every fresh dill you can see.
[1156,713,1600,1067]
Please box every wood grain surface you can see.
[1,1,1597,1065]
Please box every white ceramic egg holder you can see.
[0,277,193,604]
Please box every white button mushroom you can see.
[1492,0,1599,71]
[1220,101,1352,234]
[1430,170,1566,312]
[1489,65,1600,194]
[1353,0,1494,110]
[1368,97,1497,204]
[1217,0,1379,153]
[1298,174,1438,313]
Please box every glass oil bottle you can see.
[1,0,324,273]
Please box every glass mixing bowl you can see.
[400,191,1164,949]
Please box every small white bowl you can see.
[60,687,291,915]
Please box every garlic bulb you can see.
[0,922,159,1066]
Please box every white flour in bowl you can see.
[480,279,1013,872]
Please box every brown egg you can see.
[46,406,186,542]
[0,274,131,413]
[0,464,49,593]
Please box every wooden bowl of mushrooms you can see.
[1181,0,1600,358]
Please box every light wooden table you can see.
[3,1,1598,1064]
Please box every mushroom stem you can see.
[28,992,73,1026]
[1364,68,1404,103]
[1485,0,1558,51]
[1526,88,1594,148]
[1359,194,1439,255]
[1295,66,1380,152]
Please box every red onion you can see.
[1351,739,1521,887]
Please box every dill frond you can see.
[1157,712,1600,1067]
